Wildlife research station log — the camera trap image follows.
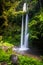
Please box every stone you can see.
[10,54,19,65]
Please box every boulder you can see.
[10,54,19,65]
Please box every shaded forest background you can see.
[0,0,43,51]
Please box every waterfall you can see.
[13,3,29,51]
[20,3,29,51]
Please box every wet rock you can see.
[10,54,19,65]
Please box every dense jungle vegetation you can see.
[0,0,43,50]
[0,0,43,65]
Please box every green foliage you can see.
[0,41,14,47]
[29,11,43,49]
[0,48,43,65]
[0,0,43,49]
[0,49,10,62]
[0,0,43,65]
[18,55,43,65]
[29,12,43,40]
[2,35,20,46]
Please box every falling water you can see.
[19,3,29,51]
[21,15,24,48]
[24,14,29,48]
[23,3,27,12]
[13,3,29,51]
